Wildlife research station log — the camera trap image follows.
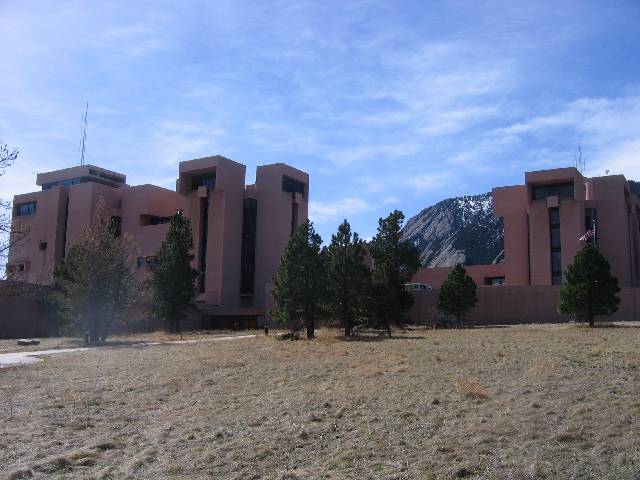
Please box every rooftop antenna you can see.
[79,102,88,166]
[574,144,585,174]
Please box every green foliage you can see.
[152,211,198,334]
[272,220,326,339]
[326,219,371,336]
[437,264,478,326]
[558,244,620,327]
[369,210,421,336]
[52,198,147,342]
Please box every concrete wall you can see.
[412,263,506,289]
[408,286,640,326]
[121,184,183,257]
[0,282,56,338]
[254,163,309,313]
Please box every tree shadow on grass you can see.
[573,322,640,329]
[337,332,427,342]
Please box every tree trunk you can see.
[306,319,315,339]
[344,317,352,337]
[588,315,595,327]
[89,320,99,344]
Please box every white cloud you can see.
[309,197,373,224]
[591,139,640,180]
[149,120,227,168]
[403,172,453,193]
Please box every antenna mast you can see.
[574,145,585,174]
[79,102,88,166]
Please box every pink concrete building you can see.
[414,167,640,289]
[7,156,308,327]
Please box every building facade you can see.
[414,167,640,289]
[7,156,308,326]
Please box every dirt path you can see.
[0,334,257,368]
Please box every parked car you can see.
[404,282,433,292]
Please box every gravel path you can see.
[0,334,257,368]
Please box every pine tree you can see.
[53,197,145,342]
[272,220,326,339]
[558,243,620,327]
[437,264,478,327]
[369,210,421,337]
[152,211,198,337]
[326,219,371,336]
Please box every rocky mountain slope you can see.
[401,192,504,267]
[403,179,640,268]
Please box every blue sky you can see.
[1,0,640,242]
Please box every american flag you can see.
[579,230,593,241]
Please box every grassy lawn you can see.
[1,324,640,479]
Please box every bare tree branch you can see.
[0,139,23,273]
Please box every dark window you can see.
[550,229,561,249]
[291,202,299,236]
[61,178,79,187]
[149,216,172,225]
[39,241,47,251]
[15,202,36,216]
[532,182,574,201]
[191,174,215,191]
[240,198,257,295]
[199,197,209,293]
[110,216,122,237]
[282,175,305,198]
[585,208,597,247]
[551,251,562,273]
[549,207,562,284]
[96,171,124,183]
[145,256,158,269]
[42,176,119,190]
[485,277,505,286]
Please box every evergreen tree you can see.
[272,220,326,339]
[369,210,421,337]
[53,197,145,342]
[558,243,620,327]
[152,211,197,337]
[437,264,478,327]
[326,219,371,336]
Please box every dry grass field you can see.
[2,324,640,479]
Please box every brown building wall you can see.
[120,185,182,257]
[0,282,57,338]
[408,286,640,326]
[412,264,506,289]
[254,163,309,312]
